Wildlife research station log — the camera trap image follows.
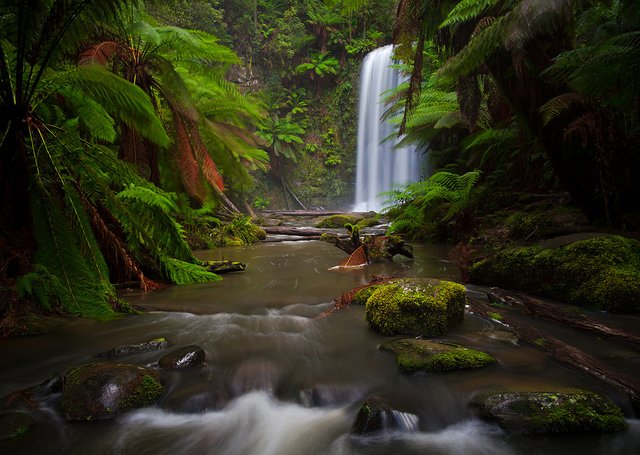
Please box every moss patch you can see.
[119,374,163,412]
[470,235,640,312]
[473,390,627,434]
[0,412,34,440]
[352,285,383,305]
[365,278,466,337]
[316,214,363,228]
[382,339,495,373]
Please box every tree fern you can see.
[27,186,116,318]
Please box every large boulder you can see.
[365,278,466,337]
[470,235,640,313]
[471,390,627,434]
[60,363,163,421]
[381,339,495,373]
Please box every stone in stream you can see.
[230,357,281,396]
[158,345,206,369]
[96,337,170,358]
[381,339,496,373]
[351,397,419,435]
[365,278,466,337]
[60,363,163,421]
[0,412,34,440]
[471,390,627,434]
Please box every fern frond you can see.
[440,0,501,28]
[159,255,221,285]
[439,14,510,79]
[68,65,169,147]
[539,93,592,125]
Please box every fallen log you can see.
[262,226,343,237]
[261,210,373,217]
[487,288,640,345]
[470,299,640,412]
[262,236,322,242]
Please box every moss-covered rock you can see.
[352,285,384,305]
[365,278,466,337]
[316,214,363,228]
[472,390,627,434]
[60,363,163,421]
[0,412,33,440]
[96,337,169,358]
[381,339,495,373]
[470,235,640,313]
[355,217,381,229]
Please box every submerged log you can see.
[202,260,247,274]
[469,299,640,411]
[487,288,640,345]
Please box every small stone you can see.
[96,338,169,358]
[158,345,206,369]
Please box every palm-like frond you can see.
[440,0,502,28]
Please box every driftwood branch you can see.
[487,288,640,345]
[470,299,640,412]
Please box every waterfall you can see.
[353,45,421,213]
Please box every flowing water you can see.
[1,241,639,454]
[353,45,422,212]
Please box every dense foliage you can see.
[388,0,640,238]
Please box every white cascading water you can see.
[354,45,421,212]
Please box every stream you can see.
[1,240,639,454]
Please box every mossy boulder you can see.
[352,285,384,305]
[316,214,363,228]
[0,412,34,440]
[60,363,163,421]
[158,345,206,369]
[470,235,640,313]
[471,390,627,434]
[365,278,466,337]
[381,339,495,373]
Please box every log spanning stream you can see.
[1,240,640,454]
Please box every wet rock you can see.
[381,339,496,373]
[4,373,63,410]
[158,345,206,369]
[471,390,627,434]
[0,412,34,440]
[299,384,364,407]
[161,381,229,413]
[365,278,466,337]
[230,357,280,396]
[96,337,169,358]
[351,398,419,435]
[60,363,163,421]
